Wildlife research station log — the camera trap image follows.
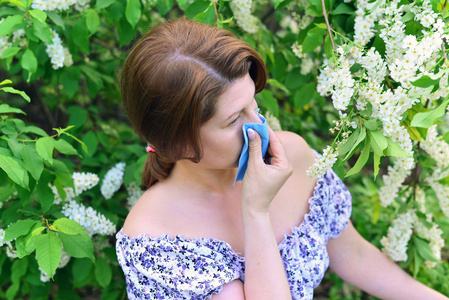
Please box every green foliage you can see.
[0,0,448,298]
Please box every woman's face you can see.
[198,73,263,170]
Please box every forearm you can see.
[242,208,292,300]
[348,241,447,300]
[329,224,448,300]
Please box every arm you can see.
[241,126,293,299]
[328,221,448,300]
[212,127,293,300]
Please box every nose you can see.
[246,109,264,124]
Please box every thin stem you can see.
[213,0,219,21]
[321,0,335,51]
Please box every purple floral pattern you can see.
[116,157,352,299]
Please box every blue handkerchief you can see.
[234,114,269,185]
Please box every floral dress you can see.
[116,166,352,300]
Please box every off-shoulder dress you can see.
[116,165,352,300]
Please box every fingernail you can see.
[247,128,255,140]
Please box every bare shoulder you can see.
[275,131,316,171]
[121,183,171,239]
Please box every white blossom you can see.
[126,182,144,208]
[380,209,415,261]
[230,0,259,34]
[101,162,126,199]
[62,200,116,236]
[306,146,338,178]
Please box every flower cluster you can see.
[380,209,415,261]
[51,172,99,204]
[126,182,144,208]
[0,20,26,57]
[31,0,89,11]
[230,0,259,34]
[306,146,338,178]
[414,218,444,268]
[61,200,116,236]
[311,0,448,211]
[101,162,126,199]
[45,30,73,70]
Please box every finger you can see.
[247,128,263,166]
[266,127,288,160]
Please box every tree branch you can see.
[321,0,335,51]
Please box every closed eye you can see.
[229,117,239,126]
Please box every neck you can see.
[168,159,239,197]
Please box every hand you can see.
[241,126,293,214]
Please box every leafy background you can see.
[1,0,448,299]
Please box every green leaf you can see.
[10,256,28,284]
[274,0,285,9]
[0,79,13,85]
[345,136,371,178]
[0,153,28,188]
[331,3,354,15]
[156,0,174,16]
[267,78,290,95]
[1,87,30,102]
[32,19,53,44]
[410,75,441,88]
[54,139,79,156]
[58,232,95,263]
[413,236,439,262]
[301,27,325,53]
[21,144,44,181]
[47,11,65,29]
[363,119,378,131]
[342,127,367,162]
[257,90,279,117]
[175,0,189,10]
[36,136,54,165]
[4,219,37,242]
[373,153,380,180]
[15,221,42,258]
[0,14,23,37]
[126,0,142,28]
[63,132,88,153]
[29,9,47,22]
[0,103,26,114]
[193,3,215,25]
[53,125,76,137]
[36,231,62,279]
[72,258,93,283]
[185,0,208,19]
[21,49,38,82]
[293,82,314,109]
[73,19,90,53]
[411,99,449,128]
[384,138,412,158]
[95,257,112,288]
[1,46,20,59]
[369,130,387,156]
[85,9,100,35]
[21,125,48,136]
[96,0,115,9]
[338,127,361,159]
[401,11,415,22]
[53,218,86,235]
[37,170,54,212]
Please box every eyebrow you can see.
[225,109,242,122]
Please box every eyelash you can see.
[228,108,260,126]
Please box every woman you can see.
[116,17,448,299]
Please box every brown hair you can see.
[120,17,267,189]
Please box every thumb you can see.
[247,128,263,165]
